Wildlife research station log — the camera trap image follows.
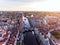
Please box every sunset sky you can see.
[0,0,60,11]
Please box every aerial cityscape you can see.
[0,11,59,45]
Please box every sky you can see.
[0,0,60,11]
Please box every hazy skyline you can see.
[0,0,60,11]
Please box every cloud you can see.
[12,0,41,2]
[0,0,60,11]
[0,0,41,2]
